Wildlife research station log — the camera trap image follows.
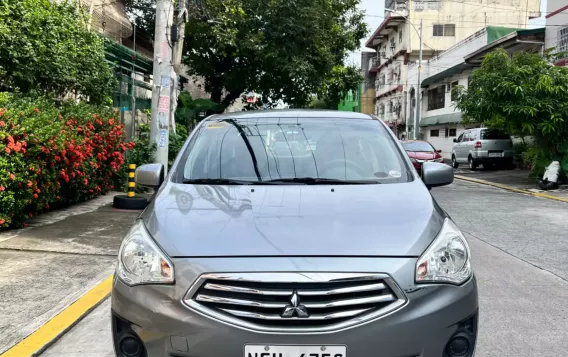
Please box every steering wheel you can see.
[318,159,368,178]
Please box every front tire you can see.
[452,155,459,169]
[468,156,477,171]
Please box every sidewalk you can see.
[0,193,142,355]
[454,168,568,201]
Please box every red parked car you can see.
[401,140,444,171]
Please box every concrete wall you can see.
[418,71,471,118]
[406,0,539,55]
[424,124,467,159]
[545,0,568,62]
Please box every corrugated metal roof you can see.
[420,112,463,127]
[421,63,474,88]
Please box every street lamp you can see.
[385,9,422,140]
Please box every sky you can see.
[347,0,548,67]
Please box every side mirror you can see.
[422,162,454,188]
[436,149,442,153]
[453,138,457,143]
[135,163,164,188]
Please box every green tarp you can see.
[485,26,521,44]
[420,112,462,127]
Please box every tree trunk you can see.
[210,87,223,104]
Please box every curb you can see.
[0,275,113,357]
[455,175,568,204]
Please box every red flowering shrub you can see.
[0,93,133,227]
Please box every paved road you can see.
[41,180,568,357]
[0,194,140,355]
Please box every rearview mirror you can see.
[422,162,453,188]
[453,138,457,143]
[135,163,164,188]
[436,149,442,153]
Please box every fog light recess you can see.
[119,333,144,357]
[445,333,472,357]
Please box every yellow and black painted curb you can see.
[0,275,113,357]
[455,175,568,204]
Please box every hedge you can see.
[0,93,133,228]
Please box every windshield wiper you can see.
[182,178,255,185]
[262,177,380,185]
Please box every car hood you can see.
[407,151,438,160]
[141,180,446,257]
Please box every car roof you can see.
[204,109,374,121]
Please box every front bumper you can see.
[111,257,478,357]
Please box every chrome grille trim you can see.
[303,294,395,308]
[204,283,292,296]
[183,272,408,333]
[297,282,387,296]
[219,307,373,321]
[196,294,287,308]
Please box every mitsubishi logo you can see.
[281,291,309,318]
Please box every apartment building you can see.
[545,0,568,66]
[406,27,544,157]
[365,0,540,138]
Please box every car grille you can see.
[183,273,407,332]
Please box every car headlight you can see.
[416,218,472,285]
[117,220,174,286]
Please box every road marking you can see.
[0,275,113,357]
[455,175,568,204]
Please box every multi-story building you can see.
[360,52,377,115]
[406,26,544,158]
[545,0,568,66]
[365,0,540,138]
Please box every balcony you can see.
[376,82,400,98]
[369,57,380,73]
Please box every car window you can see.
[457,133,464,143]
[401,141,435,152]
[481,129,510,140]
[463,131,470,142]
[176,118,412,184]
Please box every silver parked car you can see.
[112,110,478,357]
[451,127,513,170]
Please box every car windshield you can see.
[401,141,435,152]
[175,117,412,184]
[481,129,510,140]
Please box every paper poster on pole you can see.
[158,95,170,113]
[160,41,170,59]
[159,129,168,148]
[161,75,171,89]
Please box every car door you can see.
[453,132,464,161]
[456,131,469,162]
[462,130,475,161]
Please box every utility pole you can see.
[414,18,423,140]
[150,0,174,174]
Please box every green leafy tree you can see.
[175,91,224,127]
[453,49,568,175]
[182,0,367,108]
[318,65,362,109]
[123,0,156,43]
[0,0,116,103]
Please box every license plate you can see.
[488,152,503,157]
[245,345,346,357]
